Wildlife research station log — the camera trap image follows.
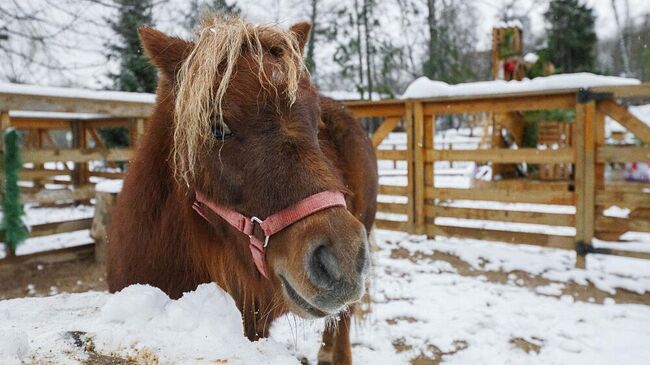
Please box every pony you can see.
[106,18,377,365]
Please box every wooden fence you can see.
[346,84,650,266]
[0,85,152,259]
[2,83,650,267]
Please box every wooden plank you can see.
[379,185,408,196]
[0,92,152,117]
[22,184,95,204]
[574,103,586,268]
[371,117,401,148]
[22,148,134,164]
[19,169,68,180]
[413,101,425,234]
[0,243,95,266]
[596,216,650,233]
[427,148,574,163]
[471,179,571,192]
[375,149,408,160]
[583,101,596,257]
[427,225,574,249]
[375,219,410,231]
[598,99,650,144]
[604,181,650,193]
[90,171,125,179]
[422,94,575,114]
[597,147,650,162]
[8,118,71,129]
[377,202,408,214]
[405,102,415,233]
[427,187,575,205]
[346,104,406,118]
[29,218,93,238]
[424,114,435,237]
[429,206,575,227]
[590,84,650,98]
[596,192,650,209]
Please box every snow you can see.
[95,179,123,194]
[523,52,540,64]
[0,283,299,364]
[0,82,155,104]
[401,73,641,99]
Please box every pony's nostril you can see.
[308,245,342,289]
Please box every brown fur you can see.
[106,19,377,364]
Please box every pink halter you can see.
[192,190,347,278]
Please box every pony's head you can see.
[139,18,369,318]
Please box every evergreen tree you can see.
[185,0,241,33]
[106,0,157,93]
[103,0,156,148]
[2,129,28,256]
[544,0,597,73]
[422,0,477,83]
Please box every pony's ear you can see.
[289,22,311,54]
[139,27,193,77]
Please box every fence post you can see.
[404,101,415,233]
[575,92,596,268]
[425,112,435,238]
[413,101,426,235]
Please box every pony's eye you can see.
[212,122,234,140]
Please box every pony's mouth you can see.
[280,275,330,318]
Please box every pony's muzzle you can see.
[304,228,369,312]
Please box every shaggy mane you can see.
[173,17,306,186]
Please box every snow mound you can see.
[402,73,640,99]
[0,283,298,364]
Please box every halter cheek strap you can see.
[192,190,347,279]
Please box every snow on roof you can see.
[0,283,299,364]
[9,111,112,120]
[494,20,524,29]
[0,82,156,104]
[401,73,641,100]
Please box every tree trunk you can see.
[362,0,373,100]
[353,0,365,99]
[306,0,318,74]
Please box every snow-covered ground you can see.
[2,230,650,364]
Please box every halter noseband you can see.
[192,191,347,279]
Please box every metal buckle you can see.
[250,216,270,248]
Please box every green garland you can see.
[2,129,28,251]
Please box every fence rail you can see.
[2,83,650,266]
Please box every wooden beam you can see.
[29,218,93,238]
[413,101,425,234]
[405,102,415,233]
[597,147,650,162]
[596,216,650,233]
[596,192,650,209]
[427,225,574,249]
[371,117,401,148]
[422,93,575,114]
[430,206,575,226]
[346,103,406,118]
[427,148,574,163]
[375,219,410,231]
[598,99,650,144]
[0,243,95,266]
[375,149,408,160]
[427,187,575,205]
[379,185,408,196]
[590,84,650,98]
[8,118,71,129]
[0,92,152,117]
[377,202,408,214]
[22,184,95,204]
[22,148,134,164]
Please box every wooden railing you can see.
[2,83,650,266]
[347,84,650,266]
